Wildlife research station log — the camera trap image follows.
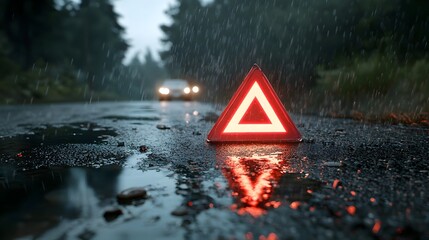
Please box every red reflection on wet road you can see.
[224,155,283,217]
[216,145,296,217]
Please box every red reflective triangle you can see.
[207,64,302,143]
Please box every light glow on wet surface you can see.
[218,146,294,218]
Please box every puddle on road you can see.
[0,144,322,239]
[101,115,161,121]
[0,122,118,158]
[0,154,185,239]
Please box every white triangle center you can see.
[223,82,286,133]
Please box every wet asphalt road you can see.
[0,101,428,240]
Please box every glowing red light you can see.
[289,201,301,210]
[260,233,278,240]
[207,64,301,143]
[372,220,382,234]
[237,207,266,218]
[346,206,356,215]
[265,201,281,208]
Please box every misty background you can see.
[0,0,428,124]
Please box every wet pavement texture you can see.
[0,101,428,239]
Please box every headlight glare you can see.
[192,86,199,93]
[159,87,170,95]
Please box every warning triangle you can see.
[207,64,302,142]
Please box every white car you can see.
[158,79,199,101]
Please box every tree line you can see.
[161,0,429,110]
[0,0,166,103]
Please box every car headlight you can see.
[159,87,170,95]
[192,86,199,93]
[184,87,191,94]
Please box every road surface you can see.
[0,101,428,239]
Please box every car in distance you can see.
[158,79,199,101]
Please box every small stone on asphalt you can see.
[323,161,343,167]
[156,124,170,130]
[171,206,189,216]
[117,187,147,205]
[139,145,148,153]
[103,208,123,222]
[200,112,219,122]
[303,138,315,143]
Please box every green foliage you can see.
[395,59,429,107]
[315,55,429,115]
[0,0,129,103]
[318,54,399,98]
[408,59,429,87]
[0,67,81,104]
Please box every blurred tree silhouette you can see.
[161,0,429,120]
[0,0,130,103]
[118,49,168,100]
[2,0,68,68]
[72,0,128,91]
[160,0,366,100]
[161,0,428,88]
[141,50,168,98]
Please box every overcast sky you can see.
[115,0,176,63]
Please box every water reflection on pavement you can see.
[0,146,321,240]
[216,144,321,218]
[0,154,184,239]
